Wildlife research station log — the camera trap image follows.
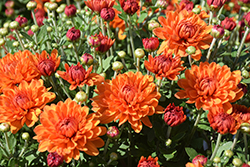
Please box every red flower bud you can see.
[36,16,45,27]
[47,152,64,167]
[15,15,28,27]
[65,4,77,17]
[107,126,120,139]
[221,17,236,31]
[207,0,226,10]
[28,29,34,36]
[211,25,224,38]
[164,103,186,127]
[95,32,115,54]
[5,8,14,17]
[142,37,159,52]
[120,0,139,15]
[242,163,250,167]
[66,27,81,41]
[179,0,194,12]
[5,1,14,8]
[88,35,101,47]
[100,8,115,21]
[80,53,94,65]
[192,155,208,166]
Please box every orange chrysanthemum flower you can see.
[0,79,55,134]
[30,49,61,76]
[0,50,41,93]
[137,156,160,167]
[95,32,115,54]
[57,63,104,90]
[85,0,115,13]
[144,52,185,80]
[153,10,213,60]
[33,98,106,163]
[175,62,243,114]
[186,162,203,167]
[91,71,164,133]
[231,104,250,124]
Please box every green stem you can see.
[136,58,140,72]
[48,76,63,100]
[233,27,250,69]
[58,77,72,99]
[210,133,222,161]
[244,133,248,162]
[230,130,240,151]
[127,15,136,62]
[100,16,106,36]
[106,22,114,56]
[72,43,80,63]
[209,11,213,25]
[211,38,223,60]
[188,55,192,67]
[166,126,172,139]
[31,10,38,26]
[206,37,217,62]
[52,11,59,43]
[99,55,103,73]
[14,30,25,50]
[128,125,133,167]
[103,138,110,157]
[113,70,118,79]
[76,1,82,10]
[19,140,28,158]
[0,140,10,158]
[121,58,128,71]
[4,132,12,156]
[66,0,70,6]
[156,78,162,92]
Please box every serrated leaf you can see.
[185,147,198,160]
[138,12,148,23]
[20,31,34,42]
[37,26,48,44]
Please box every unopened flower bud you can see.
[0,38,5,46]
[29,42,34,48]
[5,1,14,9]
[55,73,60,78]
[66,20,73,25]
[134,48,145,59]
[5,8,14,17]
[56,7,64,13]
[31,25,39,32]
[148,20,159,31]
[117,51,126,58]
[107,126,119,139]
[24,44,29,48]
[242,70,250,79]
[192,155,208,166]
[100,8,115,21]
[65,4,77,17]
[240,122,250,133]
[66,27,80,41]
[15,15,28,28]
[0,123,10,132]
[47,152,64,167]
[0,28,8,36]
[224,150,234,158]
[75,91,87,103]
[26,1,37,10]
[24,26,30,31]
[156,0,167,8]
[47,27,53,33]
[48,3,58,11]
[13,41,19,47]
[86,11,92,16]
[68,44,73,49]
[211,25,224,38]
[22,132,30,140]
[228,2,235,8]
[80,53,94,65]
[218,14,225,21]
[88,35,101,47]
[142,37,159,52]
[112,61,123,71]
[165,139,172,146]
[110,152,118,161]
[60,4,66,9]
[9,21,19,29]
[232,158,243,167]
[3,22,10,28]
[192,7,201,14]
[52,43,58,48]
[185,46,196,55]
[213,157,221,163]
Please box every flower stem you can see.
[100,16,106,36]
[106,22,114,57]
[127,15,136,62]
[206,37,217,62]
[128,125,133,167]
[121,58,128,71]
[211,38,223,60]
[66,0,70,6]
[31,10,38,26]
[99,55,103,73]
[48,76,63,100]
[76,1,82,10]
[188,55,192,67]
[156,78,162,92]
[14,30,25,50]
[103,138,110,157]
[58,77,72,99]
[136,58,140,72]
[19,140,28,158]
[233,27,250,69]
[0,139,10,158]
[52,10,59,43]
[113,71,118,79]
[230,130,240,151]
[244,133,248,162]
[209,11,213,25]
[4,132,12,156]
[72,42,80,63]
[210,133,222,161]
[166,126,172,139]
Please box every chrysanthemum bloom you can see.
[57,63,104,90]
[100,7,115,21]
[186,162,203,167]
[65,4,77,17]
[153,10,213,60]
[29,49,61,76]
[221,17,236,31]
[179,0,194,12]
[207,0,226,10]
[47,152,64,167]
[144,52,185,80]
[36,16,45,27]
[0,79,55,134]
[33,99,107,163]
[120,0,139,15]
[137,156,160,167]
[0,50,40,93]
[163,103,186,127]
[66,27,81,41]
[192,155,208,166]
[85,0,115,14]
[231,104,250,124]
[95,32,115,54]
[175,62,243,114]
[91,71,164,133]
[207,111,239,135]
[15,15,28,27]
[142,37,159,52]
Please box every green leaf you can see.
[8,133,16,154]
[242,78,250,84]
[20,31,34,42]
[216,141,233,157]
[97,55,114,73]
[198,123,212,131]
[138,12,148,23]
[185,147,198,160]
[37,25,48,44]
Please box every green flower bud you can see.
[31,25,39,32]
[26,1,37,10]
[165,139,172,146]
[110,152,118,161]
[66,20,73,25]
[134,48,145,59]
[224,29,230,38]
[50,0,56,3]
[218,14,225,21]
[58,27,63,32]
[48,3,58,11]
[24,26,30,31]
[0,123,10,132]
[100,72,106,79]
[48,13,54,18]
[0,27,9,36]
[60,4,66,10]
[47,26,53,33]
[241,6,249,12]
[13,41,19,47]
[185,46,196,55]
[192,7,201,14]
[52,43,58,48]
[9,21,19,29]
[47,18,53,23]
[148,20,160,31]
[80,9,85,15]
[22,132,30,141]
[56,7,64,13]
[44,2,50,9]
[228,2,234,8]
[3,22,10,28]
[240,122,250,133]
[68,44,73,49]
[242,70,249,79]
[0,38,5,46]
[75,91,88,103]
[55,73,60,78]
[24,43,29,48]
[29,42,34,48]
[232,158,242,167]
[212,18,218,25]
[213,157,221,163]
[112,61,124,71]
[117,51,126,58]
[224,150,233,158]
[86,11,92,16]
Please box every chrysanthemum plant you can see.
[0,0,250,166]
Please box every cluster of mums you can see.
[1,0,250,166]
